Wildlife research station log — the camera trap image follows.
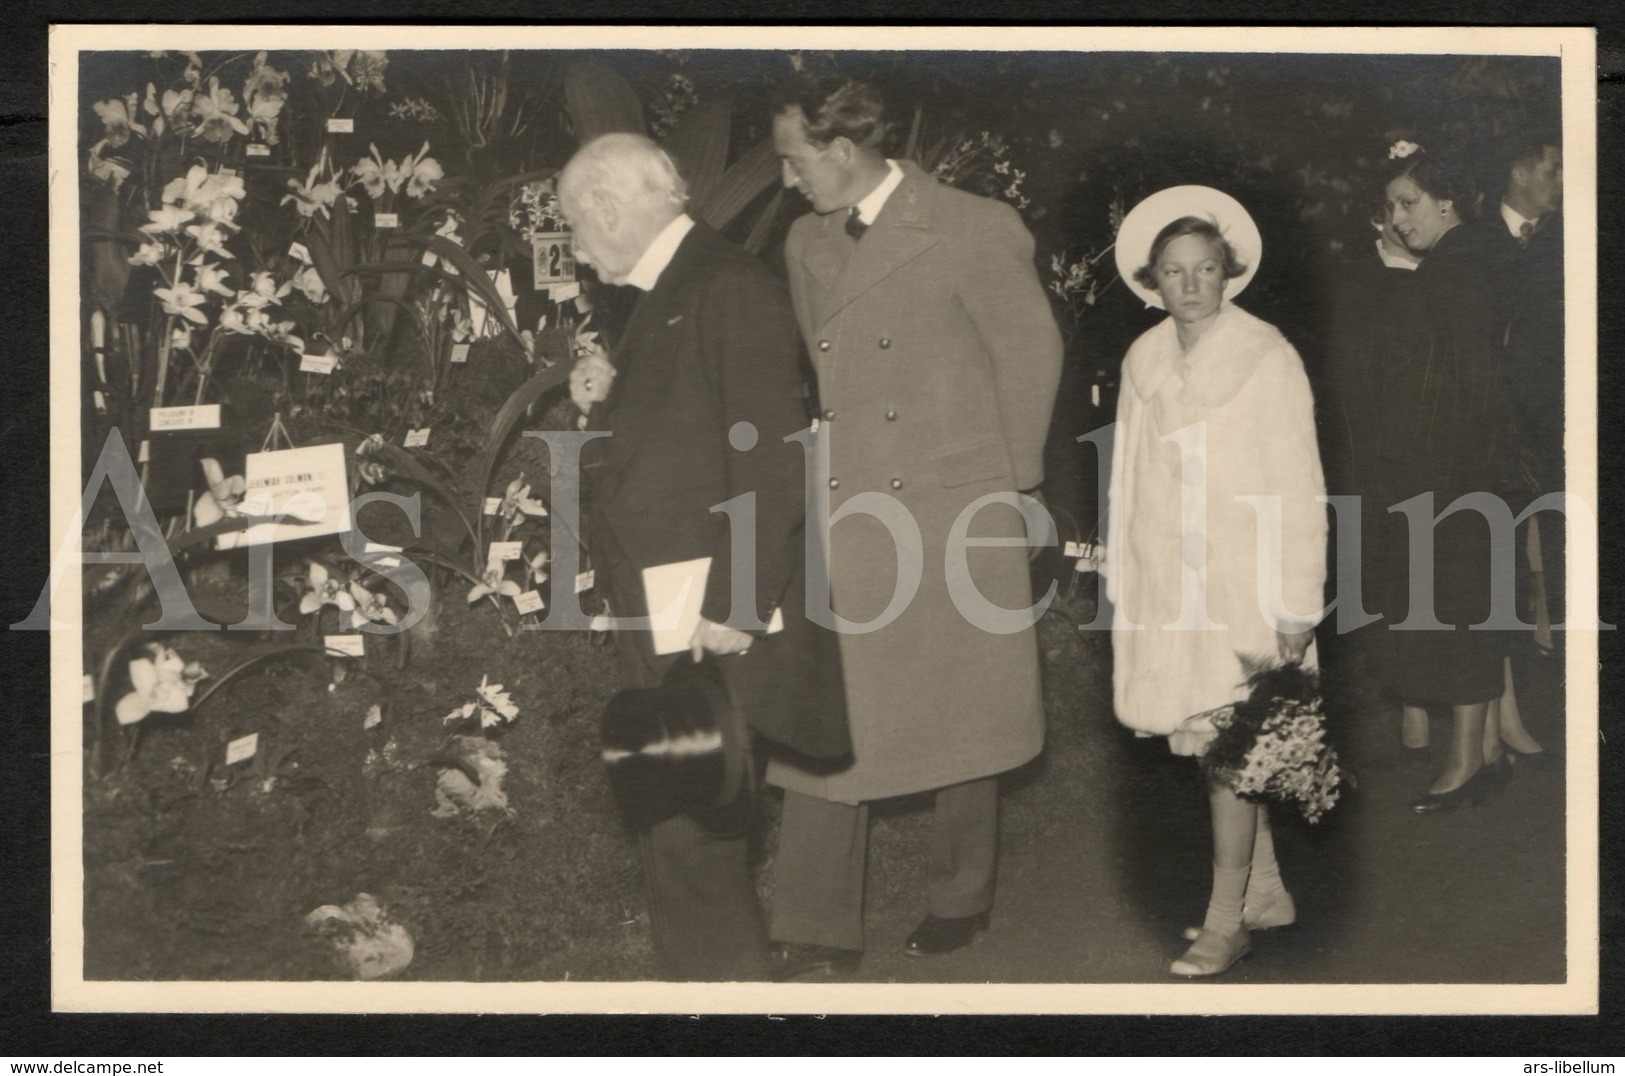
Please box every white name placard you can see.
[531,232,576,289]
[325,634,365,658]
[217,442,352,549]
[514,591,545,615]
[404,428,430,448]
[489,541,522,562]
[374,212,399,229]
[226,733,259,765]
[299,353,339,375]
[149,404,221,432]
[450,343,470,364]
[246,143,271,157]
[326,118,354,133]
[575,570,594,594]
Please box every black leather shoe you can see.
[1508,747,1563,773]
[903,911,990,956]
[768,942,861,982]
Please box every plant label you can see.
[421,250,439,268]
[1064,541,1084,559]
[575,570,594,594]
[217,167,238,179]
[82,674,95,703]
[325,634,365,658]
[326,118,354,134]
[149,404,221,432]
[514,591,545,615]
[226,733,259,765]
[364,541,402,568]
[299,353,339,375]
[246,143,271,157]
[363,704,382,729]
[531,232,576,288]
[482,497,502,515]
[489,541,522,562]
[1073,544,1099,571]
[404,428,430,448]
[217,443,352,549]
[450,343,470,364]
[289,241,312,263]
[374,212,399,229]
[137,440,151,463]
[550,281,582,302]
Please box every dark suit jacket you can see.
[583,221,850,762]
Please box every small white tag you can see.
[299,353,338,375]
[325,634,365,658]
[238,491,272,517]
[226,733,259,765]
[590,613,612,632]
[421,250,439,268]
[82,674,95,703]
[550,281,581,302]
[246,143,271,157]
[489,541,522,562]
[482,496,502,515]
[1091,383,1101,409]
[326,117,354,134]
[363,704,382,729]
[364,541,402,555]
[574,570,594,594]
[404,428,430,448]
[450,343,470,364]
[137,440,151,463]
[149,404,221,431]
[375,556,401,568]
[1064,541,1084,559]
[217,167,238,179]
[374,212,399,229]
[514,590,545,615]
[289,241,312,263]
[1073,544,1099,572]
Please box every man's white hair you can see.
[559,132,689,208]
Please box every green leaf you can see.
[371,440,478,553]
[425,234,528,357]
[563,62,646,143]
[475,361,572,548]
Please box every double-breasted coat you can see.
[767,161,1063,802]
[583,221,850,762]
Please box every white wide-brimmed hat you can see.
[1114,185,1263,310]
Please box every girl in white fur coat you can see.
[1104,190,1327,977]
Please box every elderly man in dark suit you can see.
[764,76,1063,977]
[560,132,849,980]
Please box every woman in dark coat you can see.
[1375,144,1515,811]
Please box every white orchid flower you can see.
[474,675,519,727]
[467,563,522,604]
[141,204,193,235]
[299,562,355,617]
[292,264,328,304]
[115,644,207,726]
[191,77,250,144]
[347,581,399,626]
[184,221,233,260]
[154,281,208,324]
[193,262,234,297]
[128,241,167,267]
[352,145,390,200]
[527,549,550,585]
[500,475,547,525]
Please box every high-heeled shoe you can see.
[1505,745,1563,773]
[1409,763,1503,814]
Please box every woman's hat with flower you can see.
[1115,185,1263,310]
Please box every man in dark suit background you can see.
[1478,130,1565,767]
[559,133,849,980]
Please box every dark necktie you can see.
[1519,220,1536,248]
[845,207,868,240]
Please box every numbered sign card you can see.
[531,232,577,289]
[217,442,353,549]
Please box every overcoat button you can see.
[885,410,898,421]
[823,408,836,421]
[829,478,840,490]
[878,338,892,349]
[817,340,831,352]
[890,478,903,490]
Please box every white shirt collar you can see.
[1376,238,1419,271]
[625,213,696,292]
[851,160,904,226]
[1500,200,1538,239]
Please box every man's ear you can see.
[829,136,855,166]
[589,187,618,231]
[1510,162,1530,190]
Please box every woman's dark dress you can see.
[1365,224,1514,703]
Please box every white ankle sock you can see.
[1245,811,1287,905]
[1201,863,1251,935]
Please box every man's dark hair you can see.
[772,75,889,151]
[1502,127,1561,176]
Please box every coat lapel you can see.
[803,162,940,332]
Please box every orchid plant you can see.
[442,674,520,732]
[115,643,209,726]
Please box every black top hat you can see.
[599,657,751,829]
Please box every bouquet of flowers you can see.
[1185,655,1346,823]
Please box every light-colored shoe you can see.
[1170,926,1251,977]
[1183,889,1295,941]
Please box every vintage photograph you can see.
[44,25,1598,1015]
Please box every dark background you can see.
[5,0,1622,1056]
